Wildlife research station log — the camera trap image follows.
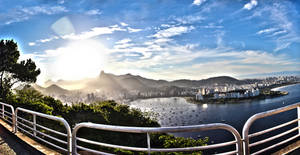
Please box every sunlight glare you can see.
[53,39,107,81]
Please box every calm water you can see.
[129,84,300,145]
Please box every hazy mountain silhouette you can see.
[33,71,253,97]
[33,84,69,95]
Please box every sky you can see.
[0,0,299,85]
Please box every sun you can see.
[52,39,107,81]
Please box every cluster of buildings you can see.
[213,88,260,99]
[195,87,260,101]
[194,76,300,101]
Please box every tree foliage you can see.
[0,39,40,101]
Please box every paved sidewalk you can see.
[0,124,43,155]
[0,129,16,155]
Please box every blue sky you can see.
[0,0,299,84]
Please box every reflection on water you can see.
[128,84,300,140]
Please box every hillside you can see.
[32,84,69,95]
[34,71,249,98]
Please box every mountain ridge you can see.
[33,71,249,96]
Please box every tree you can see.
[0,39,40,101]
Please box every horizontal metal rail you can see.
[0,101,299,155]
[72,123,243,155]
[242,102,300,155]
[35,123,68,137]
[15,107,72,154]
[249,118,299,138]
[0,102,15,132]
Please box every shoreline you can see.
[270,82,300,91]
[125,82,299,104]
[186,83,300,105]
[185,91,288,104]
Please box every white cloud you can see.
[151,26,194,39]
[114,38,134,49]
[28,36,59,46]
[127,27,142,33]
[62,26,126,40]
[2,5,68,25]
[120,22,128,26]
[116,38,132,44]
[105,43,297,81]
[58,0,65,4]
[174,15,204,24]
[193,0,206,6]
[249,2,300,51]
[85,9,102,15]
[243,0,258,10]
[21,6,68,15]
[114,43,135,49]
[271,30,287,36]
[145,38,173,45]
[201,23,223,29]
[31,25,126,45]
[161,24,171,28]
[28,42,36,46]
[256,28,278,35]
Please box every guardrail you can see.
[72,122,243,155]
[15,107,72,154]
[243,102,300,155]
[0,102,15,132]
[0,102,299,155]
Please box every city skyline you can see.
[0,0,299,85]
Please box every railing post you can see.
[33,114,36,136]
[68,132,72,155]
[147,132,151,155]
[298,106,300,134]
[12,112,16,133]
[15,108,18,133]
[243,119,252,155]
[2,104,4,118]
[72,126,78,155]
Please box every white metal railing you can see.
[72,123,243,155]
[242,102,300,155]
[0,101,299,155]
[0,102,15,132]
[15,107,72,154]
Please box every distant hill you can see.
[32,84,69,95]
[84,71,125,92]
[35,71,252,97]
[82,71,245,91]
[171,76,242,87]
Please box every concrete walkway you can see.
[0,124,43,155]
[0,126,16,155]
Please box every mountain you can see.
[39,71,249,95]
[119,77,148,91]
[33,84,69,95]
[45,84,69,94]
[84,71,125,92]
